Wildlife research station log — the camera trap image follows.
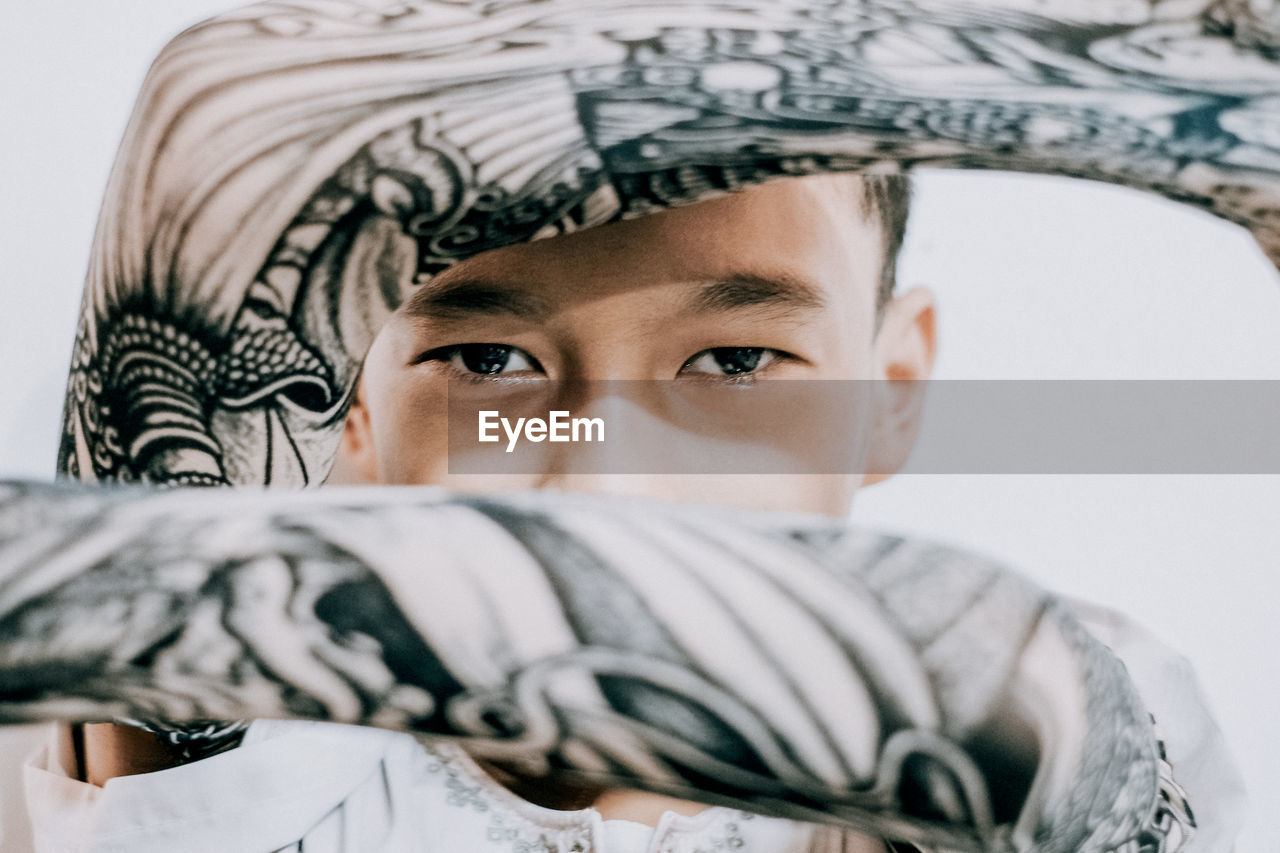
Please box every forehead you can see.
[400,174,886,314]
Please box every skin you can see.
[332,173,936,841]
[76,174,933,844]
[343,174,937,513]
[19,0,1251,844]
[19,166,1186,850]
[78,168,936,769]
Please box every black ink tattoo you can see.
[0,482,1193,851]
[58,0,1280,492]
[34,0,1270,846]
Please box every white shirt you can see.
[22,603,1244,853]
[24,720,821,853]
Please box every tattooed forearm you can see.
[0,481,1190,851]
[60,0,1280,490]
[30,2,1238,848]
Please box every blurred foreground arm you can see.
[12,0,1258,848]
[0,481,1185,851]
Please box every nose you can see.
[537,388,669,485]
[532,391,855,516]
[532,387,756,507]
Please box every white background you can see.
[2,2,1278,850]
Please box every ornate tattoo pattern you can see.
[29,0,1270,846]
[58,0,1280,491]
[0,482,1193,851]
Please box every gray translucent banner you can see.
[446,380,1280,474]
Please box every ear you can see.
[326,372,380,485]
[863,286,936,486]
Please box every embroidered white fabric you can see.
[23,721,815,853]
[20,603,1244,853]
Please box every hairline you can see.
[840,172,912,323]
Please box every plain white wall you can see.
[1,3,1278,851]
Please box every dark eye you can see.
[422,344,542,376]
[680,347,778,377]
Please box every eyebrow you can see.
[401,278,551,322]
[690,273,826,315]
[400,269,825,322]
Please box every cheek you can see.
[367,374,452,485]
[367,375,551,491]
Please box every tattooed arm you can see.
[0,481,1186,852]
[60,0,1280,491]
[22,0,1263,848]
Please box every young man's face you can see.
[341,174,935,516]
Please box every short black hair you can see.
[859,173,912,317]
